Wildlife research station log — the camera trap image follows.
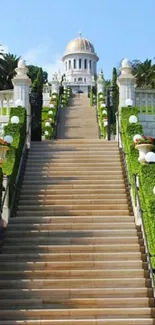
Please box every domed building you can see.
[62,34,99,93]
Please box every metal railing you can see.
[0,116,32,220]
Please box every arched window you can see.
[78,77,82,82]
[93,61,96,72]
[69,60,71,69]
[79,58,82,69]
[89,60,92,70]
[84,78,86,83]
[73,59,76,69]
[84,59,87,69]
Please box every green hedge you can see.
[121,106,155,260]
[2,106,26,202]
[97,92,107,138]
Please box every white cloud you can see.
[22,45,64,82]
[23,45,49,65]
[43,55,64,82]
[0,44,9,54]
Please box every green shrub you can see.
[2,106,26,202]
[121,106,155,258]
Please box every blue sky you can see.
[0,0,155,80]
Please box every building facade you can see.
[62,34,99,93]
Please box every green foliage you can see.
[121,106,155,257]
[0,53,20,90]
[2,107,26,202]
[97,92,107,139]
[42,106,56,139]
[112,67,119,122]
[27,65,48,85]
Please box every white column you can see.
[51,73,60,94]
[12,59,31,133]
[117,59,136,109]
[97,71,104,94]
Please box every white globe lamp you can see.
[4,135,13,144]
[45,122,51,127]
[133,134,142,142]
[129,115,138,124]
[48,110,53,115]
[45,131,49,136]
[126,99,133,107]
[11,116,20,124]
[100,103,106,108]
[145,152,155,163]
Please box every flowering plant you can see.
[134,136,153,146]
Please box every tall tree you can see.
[0,53,20,89]
[27,65,48,85]
[112,67,119,115]
[131,59,155,89]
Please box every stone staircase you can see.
[0,94,154,324]
[56,94,99,138]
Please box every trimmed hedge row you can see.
[42,89,72,139]
[2,106,26,202]
[121,107,155,261]
[97,92,107,139]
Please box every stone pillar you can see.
[117,58,136,109]
[62,76,68,90]
[97,71,104,94]
[12,59,31,136]
[52,73,60,94]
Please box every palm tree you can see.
[132,59,155,88]
[1,53,20,89]
[0,53,20,90]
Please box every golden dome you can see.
[65,36,95,54]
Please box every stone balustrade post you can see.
[52,73,60,94]
[12,59,31,147]
[97,71,104,94]
[117,59,136,109]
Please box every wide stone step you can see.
[24,171,124,177]
[26,162,122,167]
[18,199,129,205]
[25,166,123,172]
[0,319,154,325]
[22,179,125,185]
[28,152,120,157]
[3,228,137,235]
[19,193,128,200]
[20,188,127,194]
[8,215,134,224]
[27,158,121,163]
[1,244,145,254]
[0,260,147,271]
[0,307,154,319]
[0,297,153,309]
[16,210,132,216]
[0,252,146,262]
[17,203,130,209]
[0,278,150,289]
[0,287,152,299]
[0,269,148,279]
[20,184,126,190]
[3,237,142,246]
